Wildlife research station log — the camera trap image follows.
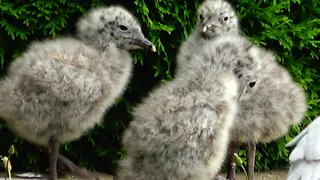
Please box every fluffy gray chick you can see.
[0,5,155,180]
[175,0,239,76]
[226,48,307,180]
[115,30,266,180]
[286,116,320,180]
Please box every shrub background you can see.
[0,0,319,174]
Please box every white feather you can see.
[286,116,320,147]
[287,116,320,180]
[289,136,307,162]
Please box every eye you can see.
[119,25,128,31]
[223,16,229,21]
[199,15,203,20]
[249,81,256,88]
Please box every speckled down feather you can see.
[117,73,239,180]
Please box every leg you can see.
[35,144,98,180]
[211,173,227,180]
[245,140,256,180]
[56,154,98,179]
[48,137,59,180]
[226,141,240,180]
[36,145,67,177]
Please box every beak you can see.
[237,85,246,101]
[202,24,216,33]
[203,26,207,33]
[203,24,210,33]
[131,38,156,52]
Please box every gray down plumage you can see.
[0,5,155,180]
[117,67,239,180]
[286,116,320,180]
[175,0,307,180]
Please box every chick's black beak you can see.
[132,38,156,52]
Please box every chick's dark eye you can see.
[199,15,203,20]
[249,81,256,88]
[119,25,128,31]
[223,16,229,21]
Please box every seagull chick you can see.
[0,5,155,180]
[116,38,244,179]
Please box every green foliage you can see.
[0,0,319,174]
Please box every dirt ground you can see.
[233,170,288,180]
[0,170,288,180]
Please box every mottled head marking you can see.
[197,0,239,38]
[76,6,156,52]
[235,46,262,101]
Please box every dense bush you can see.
[0,0,319,174]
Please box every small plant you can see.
[0,145,15,180]
[234,153,248,180]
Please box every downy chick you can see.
[0,5,155,180]
[175,0,239,76]
[116,40,242,180]
[226,48,307,180]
